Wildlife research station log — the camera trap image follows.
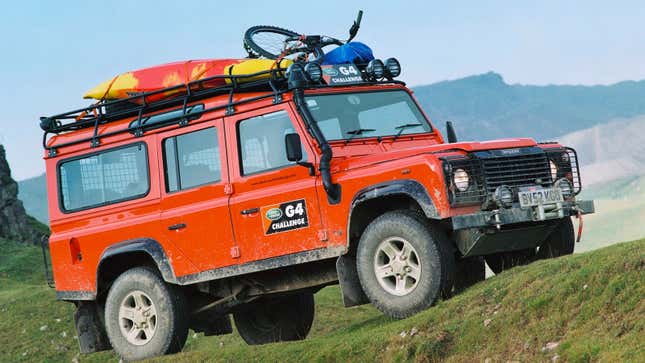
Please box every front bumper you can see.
[450,200,595,257]
[451,199,595,230]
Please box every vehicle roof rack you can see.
[40,64,405,157]
[40,67,291,156]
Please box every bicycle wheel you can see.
[244,25,300,59]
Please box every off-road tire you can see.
[453,256,486,293]
[104,267,188,362]
[485,248,535,274]
[400,211,456,300]
[356,211,454,319]
[537,217,575,259]
[233,292,315,345]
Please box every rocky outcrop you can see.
[0,145,46,244]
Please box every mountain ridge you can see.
[414,72,645,141]
[0,145,47,243]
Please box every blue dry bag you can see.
[322,42,375,65]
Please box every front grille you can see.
[481,152,552,195]
[442,146,581,207]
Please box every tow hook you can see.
[488,210,502,230]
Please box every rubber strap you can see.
[576,209,583,242]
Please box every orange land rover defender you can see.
[41,58,594,360]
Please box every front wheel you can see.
[233,292,315,345]
[537,217,575,259]
[104,267,188,362]
[356,211,453,319]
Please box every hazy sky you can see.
[1,0,644,180]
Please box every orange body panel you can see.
[46,84,552,296]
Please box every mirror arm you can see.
[297,161,316,176]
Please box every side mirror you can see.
[285,133,303,162]
[446,121,458,143]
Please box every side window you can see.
[163,127,221,192]
[238,110,306,175]
[59,143,149,211]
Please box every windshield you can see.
[304,90,431,141]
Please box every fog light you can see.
[549,160,558,181]
[304,62,322,82]
[384,58,401,77]
[366,59,385,80]
[453,168,469,192]
[556,178,573,198]
[494,185,513,207]
[286,63,307,88]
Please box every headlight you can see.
[453,168,470,191]
[366,59,385,80]
[549,160,558,181]
[384,58,401,77]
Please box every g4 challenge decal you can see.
[260,199,309,235]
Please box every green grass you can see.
[0,239,643,362]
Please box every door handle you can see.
[241,208,260,215]
[168,223,187,231]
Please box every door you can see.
[226,104,325,264]
[157,119,237,273]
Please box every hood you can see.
[331,138,539,172]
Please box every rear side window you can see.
[59,144,149,212]
[163,127,221,192]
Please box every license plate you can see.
[518,187,564,208]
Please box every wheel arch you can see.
[347,179,439,248]
[96,238,178,298]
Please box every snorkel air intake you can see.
[293,88,341,204]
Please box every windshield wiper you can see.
[345,128,376,144]
[393,123,423,140]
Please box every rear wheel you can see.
[356,211,453,319]
[104,267,188,362]
[233,292,315,345]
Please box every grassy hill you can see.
[0,238,643,362]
